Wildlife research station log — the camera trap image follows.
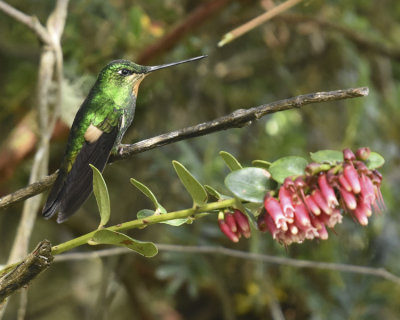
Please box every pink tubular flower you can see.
[312,189,332,215]
[360,174,375,206]
[224,213,237,233]
[339,187,357,210]
[218,213,239,243]
[318,174,339,208]
[343,163,361,194]
[279,186,295,221]
[338,174,352,192]
[305,194,321,216]
[343,148,356,161]
[233,209,251,238]
[264,195,288,231]
[293,203,311,228]
[353,200,369,226]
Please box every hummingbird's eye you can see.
[118,69,133,76]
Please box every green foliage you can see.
[90,229,158,257]
[130,178,167,213]
[268,156,308,183]
[310,150,344,164]
[90,164,110,228]
[172,160,208,207]
[225,167,273,203]
[219,151,243,171]
[366,152,385,169]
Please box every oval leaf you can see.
[130,178,166,213]
[225,167,273,203]
[269,156,308,183]
[219,151,242,171]
[252,160,272,169]
[365,152,385,169]
[137,209,188,226]
[91,229,158,257]
[172,161,207,206]
[204,185,221,199]
[89,164,110,228]
[310,150,343,164]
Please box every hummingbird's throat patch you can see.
[132,75,146,96]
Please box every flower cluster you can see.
[258,148,384,245]
[218,209,251,242]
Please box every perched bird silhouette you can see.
[42,55,206,223]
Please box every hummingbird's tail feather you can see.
[42,127,118,223]
[42,169,67,219]
[56,127,119,223]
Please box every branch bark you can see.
[0,86,369,211]
[0,240,53,304]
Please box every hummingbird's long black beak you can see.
[144,55,207,73]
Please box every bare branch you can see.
[0,86,369,211]
[218,0,303,47]
[54,244,400,286]
[0,1,50,44]
[0,240,53,303]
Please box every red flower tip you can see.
[343,163,361,194]
[318,174,339,208]
[343,148,356,161]
[218,219,239,242]
[356,147,370,161]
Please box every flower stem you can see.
[51,198,236,255]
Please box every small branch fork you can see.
[0,86,369,210]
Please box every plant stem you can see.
[51,198,236,255]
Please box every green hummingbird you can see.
[42,55,206,223]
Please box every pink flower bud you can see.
[224,213,237,233]
[305,194,321,215]
[279,186,295,221]
[311,189,332,215]
[318,174,339,208]
[264,196,288,231]
[343,163,361,194]
[338,174,352,192]
[360,174,375,206]
[317,224,329,240]
[293,203,311,228]
[356,147,370,161]
[283,177,296,193]
[218,219,239,242]
[233,209,251,238]
[343,148,356,161]
[339,187,357,210]
[294,177,306,189]
[353,200,369,226]
[264,214,279,239]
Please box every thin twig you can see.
[54,244,400,286]
[0,1,50,44]
[0,86,369,210]
[218,0,303,47]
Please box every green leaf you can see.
[225,167,274,203]
[252,160,272,169]
[204,185,221,199]
[219,151,243,171]
[310,150,343,164]
[89,164,110,228]
[365,152,385,169]
[269,156,308,184]
[90,229,158,257]
[130,178,167,213]
[172,161,208,206]
[137,209,188,226]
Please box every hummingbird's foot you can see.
[116,144,130,156]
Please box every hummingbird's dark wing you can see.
[42,123,118,223]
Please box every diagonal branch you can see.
[0,86,369,211]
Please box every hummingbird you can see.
[42,55,206,223]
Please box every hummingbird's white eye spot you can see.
[118,69,133,76]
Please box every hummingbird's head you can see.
[98,55,207,97]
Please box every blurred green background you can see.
[1,0,400,319]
